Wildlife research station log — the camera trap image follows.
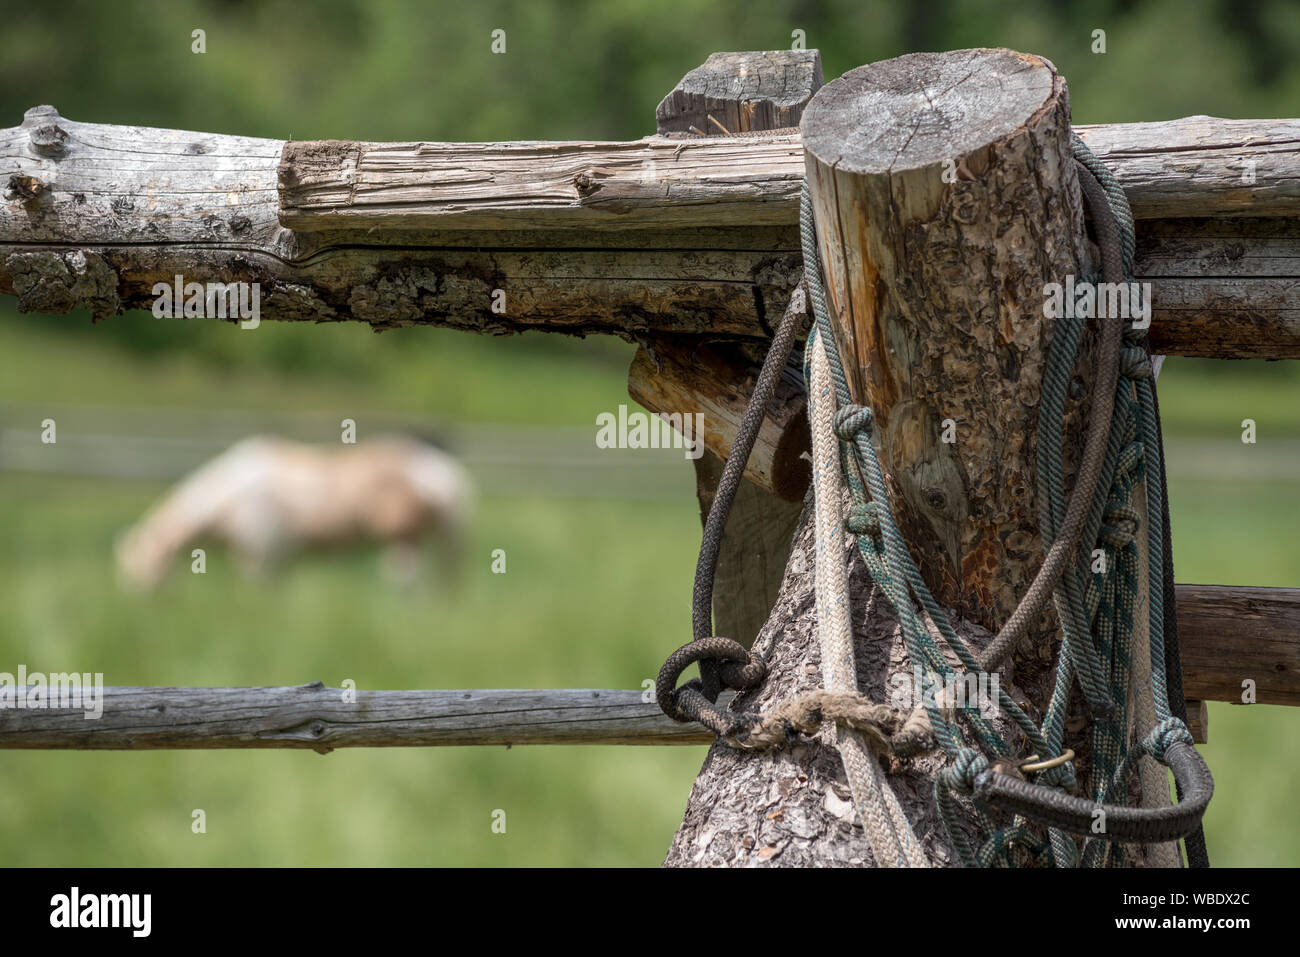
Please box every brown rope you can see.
[974,162,1126,677]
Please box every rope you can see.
[656,125,1213,869]
[808,330,930,867]
[656,284,807,733]
[1150,378,1211,867]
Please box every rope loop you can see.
[833,404,873,441]
[1120,344,1152,380]
[1099,502,1141,548]
[656,636,765,726]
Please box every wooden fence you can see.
[0,48,1297,751]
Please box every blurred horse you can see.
[115,435,474,590]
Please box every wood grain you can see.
[1176,584,1300,707]
[0,686,720,750]
[3,106,1299,354]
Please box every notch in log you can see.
[628,338,811,501]
[655,50,823,135]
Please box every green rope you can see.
[796,129,1196,868]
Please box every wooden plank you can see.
[0,585,1289,753]
[1139,218,1300,358]
[1176,584,1300,707]
[1074,118,1300,219]
[279,117,1300,232]
[0,685,720,750]
[279,133,805,232]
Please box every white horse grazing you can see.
[115,435,474,589]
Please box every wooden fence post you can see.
[666,48,1128,867]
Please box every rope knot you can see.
[846,502,881,537]
[1120,344,1152,380]
[943,748,990,795]
[833,404,873,441]
[1147,717,1195,762]
[1100,503,1141,547]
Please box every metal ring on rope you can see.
[974,739,1213,842]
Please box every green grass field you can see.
[0,310,1296,866]
[0,473,710,866]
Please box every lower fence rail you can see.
[0,686,723,752]
[0,585,1293,751]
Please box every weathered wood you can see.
[0,105,803,336]
[803,48,1089,630]
[628,337,811,501]
[278,133,805,232]
[655,50,824,135]
[630,51,818,502]
[0,585,1281,753]
[1185,700,1208,745]
[1176,584,1300,707]
[1074,118,1300,219]
[639,50,820,651]
[1138,218,1300,358]
[664,508,1012,867]
[3,104,1300,355]
[280,119,1300,231]
[0,686,722,750]
[279,124,1300,234]
[666,48,1098,868]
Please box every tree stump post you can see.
[665,49,1119,867]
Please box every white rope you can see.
[808,332,930,868]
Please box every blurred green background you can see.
[0,0,1297,866]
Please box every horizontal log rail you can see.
[0,686,720,750]
[0,585,1294,751]
[2,107,1299,355]
[1176,584,1300,707]
[278,119,1300,230]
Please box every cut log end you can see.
[800,49,1058,175]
